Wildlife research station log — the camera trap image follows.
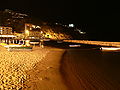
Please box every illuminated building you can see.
[0,26,13,35]
[4,9,28,19]
[25,23,41,39]
[0,26,16,44]
[0,9,30,33]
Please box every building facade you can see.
[25,23,41,39]
[0,26,16,44]
[0,26,12,35]
[0,9,30,33]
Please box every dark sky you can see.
[1,0,120,41]
[96,0,120,41]
[0,0,95,23]
[0,0,95,36]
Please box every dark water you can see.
[44,40,120,89]
[61,49,120,90]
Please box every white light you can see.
[0,35,16,37]
[30,42,39,44]
[4,45,23,48]
[101,47,120,51]
[80,32,86,34]
[36,26,41,28]
[69,45,81,47]
[31,37,35,38]
[69,24,74,27]
[30,28,32,30]
[32,25,36,28]
[40,31,43,33]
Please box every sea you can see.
[61,47,120,90]
[45,40,120,89]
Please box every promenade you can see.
[64,40,120,47]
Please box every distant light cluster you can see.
[69,24,74,27]
[5,9,28,19]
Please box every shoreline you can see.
[60,50,72,90]
[25,47,68,90]
[60,49,76,90]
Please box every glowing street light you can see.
[25,30,29,36]
[40,31,43,34]
[25,29,29,39]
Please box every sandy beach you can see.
[2,42,120,90]
[26,47,68,90]
[0,46,68,90]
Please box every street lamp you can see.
[40,31,43,34]
[25,29,29,38]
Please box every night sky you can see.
[96,0,120,41]
[1,0,120,41]
[0,0,94,23]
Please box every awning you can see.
[0,35,16,37]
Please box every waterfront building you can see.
[0,26,16,44]
[25,23,41,39]
[0,26,13,35]
[0,9,30,33]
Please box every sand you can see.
[26,48,68,90]
[0,46,68,90]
